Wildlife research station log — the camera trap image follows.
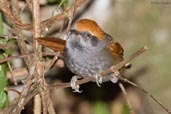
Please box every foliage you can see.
[0,12,9,109]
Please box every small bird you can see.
[37,19,124,92]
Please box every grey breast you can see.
[64,43,115,78]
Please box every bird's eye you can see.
[90,36,98,46]
[85,32,92,39]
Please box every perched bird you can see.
[37,19,124,92]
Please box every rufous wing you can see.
[37,37,66,52]
[106,41,124,57]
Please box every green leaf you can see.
[0,91,8,109]
[0,54,8,91]
[7,38,16,43]
[4,49,12,55]
[0,12,7,48]
[93,102,110,114]
[121,103,130,114]
[0,54,9,109]
[0,65,8,91]
[0,12,9,109]
[48,0,61,4]
[0,12,3,35]
[48,0,68,4]
[0,38,6,45]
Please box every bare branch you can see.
[34,94,41,114]
[48,46,148,89]
[118,76,171,114]
[119,83,136,114]
[0,0,86,31]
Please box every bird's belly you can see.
[64,51,114,79]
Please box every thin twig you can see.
[46,46,171,114]
[34,94,41,114]
[3,53,18,85]
[11,0,32,68]
[118,82,136,114]
[0,53,33,64]
[32,0,48,114]
[47,91,56,114]
[0,44,11,49]
[118,76,171,114]
[2,46,148,110]
[5,87,21,95]
[12,74,33,114]
[8,0,33,113]
[48,46,147,89]
[66,0,77,35]
[45,52,60,71]
[20,0,32,14]
[101,46,148,76]
[0,52,59,64]
[7,67,28,81]
[48,77,93,89]
[0,0,85,31]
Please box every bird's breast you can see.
[63,47,115,78]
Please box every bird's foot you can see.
[94,73,103,87]
[110,70,119,83]
[70,76,82,93]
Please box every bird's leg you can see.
[110,70,119,83]
[70,76,82,93]
[94,73,103,87]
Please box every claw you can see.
[70,76,82,93]
[110,70,119,83]
[94,73,102,87]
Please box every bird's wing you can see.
[37,37,66,52]
[106,41,124,57]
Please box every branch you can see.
[118,82,136,114]
[0,0,86,31]
[32,0,48,114]
[46,46,171,114]
[118,76,171,114]
[101,46,148,76]
[48,46,148,89]
[0,52,58,64]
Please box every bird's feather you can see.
[36,37,66,52]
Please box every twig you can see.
[20,0,32,14]
[32,0,48,114]
[118,82,136,114]
[66,0,77,35]
[7,67,28,81]
[0,0,85,31]
[0,52,59,64]
[118,76,171,114]
[5,87,21,95]
[34,94,41,114]
[48,77,93,89]
[11,0,32,68]
[101,46,148,76]
[0,44,11,49]
[45,52,60,71]
[48,46,147,89]
[47,92,56,114]
[46,46,171,114]
[0,53,34,64]
[8,0,33,113]
[3,53,18,85]
[12,74,33,114]
[0,35,18,39]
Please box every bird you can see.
[37,19,124,92]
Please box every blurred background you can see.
[1,0,171,114]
